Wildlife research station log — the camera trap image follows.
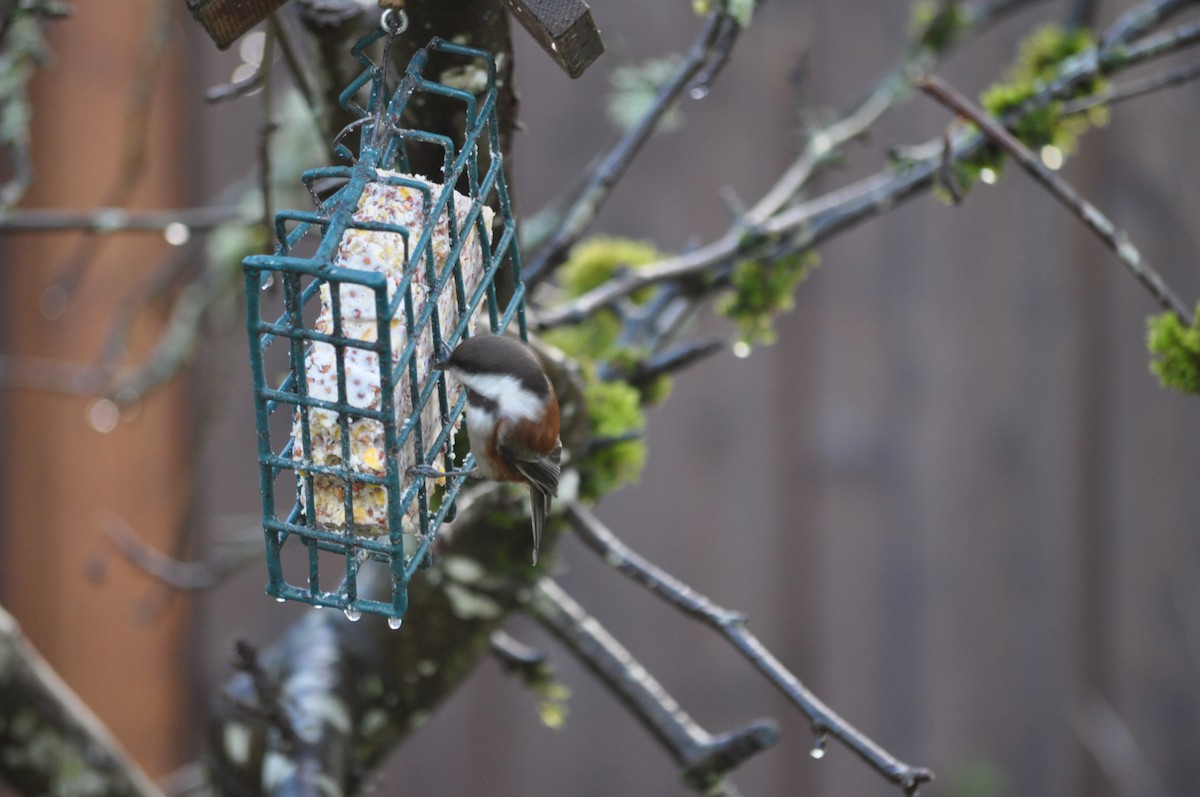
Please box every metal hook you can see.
[381,8,409,35]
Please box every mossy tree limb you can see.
[0,605,166,797]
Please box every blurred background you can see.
[1,1,1199,796]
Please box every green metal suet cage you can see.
[243,30,524,625]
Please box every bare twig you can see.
[746,76,900,227]
[47,0,175,302]
[533,0,1029,329]
[525,578,778,794]
[598,2,1052,360]
[537,8,1200,329]
[1102,0,1198,47]
[219,615,359,797]
[583,429,644,456]
[602,339,725,388]
[753,0,1049,222]
[490,629,547,676]
[0,234,241,404]
[936,130,965,204]
[205,67,264,103]
[565,503,935,794]
[749,1,1051,221]
[1062,58,1200,115]
[104,261,243,403]
[1071,693,1176,797]
[231,640,302,749]
[1115,16,1200,65]
[523,9,743,288]
[270,11,318,113]
[916,74,1190,320]
[96,238,207,385]
[0,205,258,232]
[259,26,277,255]
[0,353,106,395]
[104,515,261,591]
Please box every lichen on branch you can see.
[1147,304,1200,396]
[717,250,819,346]
[954,24,1109,191]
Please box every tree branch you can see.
[259,25,277,255]
[489,629,548,676]
[524,0,1046,293]
[604,339,726,389]
[1106,15,1200,67]
[42,0,176,303]
[565,503,935,794]
[0,604,167,797]
[749,0,1048,224]
[0,231,242,409]
[535,6,1200,329]
[208,483,549,797]
[0,206,257,232]
[269,11,318,114]
[916,73,1191,320]
[103,259,243,404]
[104,514,261,591]
[1061,58,1200,115]
[523,8,743,288]
[1101,0,1199,47]
[524,577,778,795]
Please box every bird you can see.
[414,334,561,564]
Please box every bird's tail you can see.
[529,485,551,565]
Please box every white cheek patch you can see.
[465,404,495,439]
[458,372,543,420]
[466,402,495,425]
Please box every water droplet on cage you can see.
[809,732,828,759]
[260,273,275,290]
[86,398,120,434]
[274,597,286,603]
[343,607,362,622]
[387,616,403,630]
[689,84,710,100]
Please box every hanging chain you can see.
[378,0,409,97]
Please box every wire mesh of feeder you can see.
[243,30,525,625]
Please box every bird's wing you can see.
[499,437,560,566]
[503,439,561,498]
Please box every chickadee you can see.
[416,335,561,564]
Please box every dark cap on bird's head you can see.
[435,335,551,398]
